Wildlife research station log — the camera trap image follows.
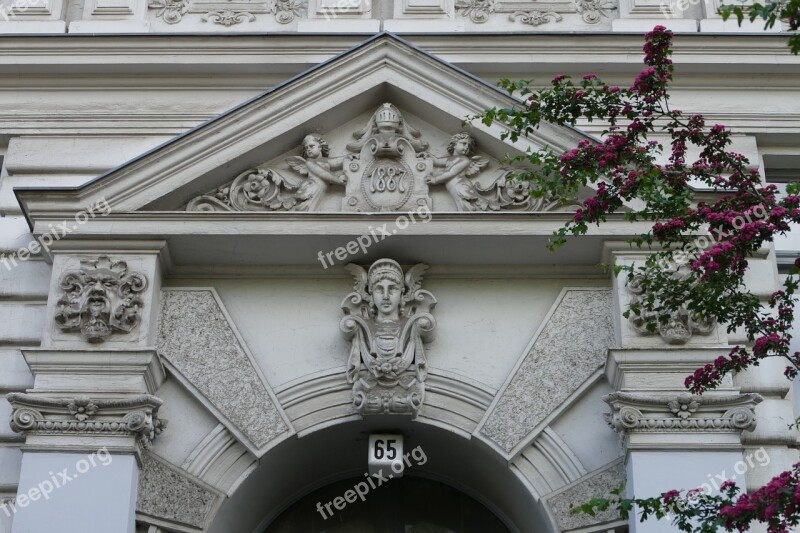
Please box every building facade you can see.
[0,4,798,533]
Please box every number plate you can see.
[368,434,404,478]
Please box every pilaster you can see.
[8,241,168,533]
[605,250,764,533]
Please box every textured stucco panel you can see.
[547,461,626,531]
[137,451,219,530]
[157,289,289,450]
[480,289,615,452]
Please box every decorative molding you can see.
[455,0,496,22]
[201,10,256,24]
[604,391,763,436]
[509,10,562,25]
[270,0,303,21]
[157,289,293,455]
[148,0,189,23]
[7,392,165,452]
[137,451,221,532]
[341,259,437,416]
[186,103,574,214]
[574,0,616,22]
[545,460,627,531]
[149,0,302,24]
[477,289,615,457]
[457,0,616,24]
[54,256,148,343]
[626,272,716,345]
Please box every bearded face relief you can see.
[54,256,148,343]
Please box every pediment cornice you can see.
[16,32,591,225]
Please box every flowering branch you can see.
[477,25,800,395]
[476,26,800,532]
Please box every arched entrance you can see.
[208,418,557,533]
[265,476,510,532]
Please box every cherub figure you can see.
[340,259,437,416]
[284,134,347,211]
[425,132,491,211]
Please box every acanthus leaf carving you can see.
[456,0,616,25]
[148,0,189,23]
[455,0,496,22]
[270,0,303,22]
[54,256,148,343]
[509,9,562,25]
[573,0,616,23]
[340,259,437,416]
[202,9,256,25]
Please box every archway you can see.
[208,417,557,533]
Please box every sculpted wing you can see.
[404,263,429,301]
[344,264,369,301]
[465,156,489,178]
[285,156,309,176]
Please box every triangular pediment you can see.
[16,32,598,220]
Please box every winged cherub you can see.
[340,259,437,416]
[425,132,492,211]
[283,133,347,211]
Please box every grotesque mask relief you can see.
[186,102,572,213]
[340,259,437,416]
[54,256,148,343]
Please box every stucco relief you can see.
[7,393,166,450]
[54,256,148,343]
[157,289,292,452]
[626,271,716,344]
[604,391,762,434]
[137,451,221,531]
[149,0,304,25]
[185,102,569,213]
[341,259,437,416]
[478,289,615,455]
[455,0,616,25]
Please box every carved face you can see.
[54,257,147,343]
[371,279,402,318]
[303,136,323,159]
[452,138,471,156]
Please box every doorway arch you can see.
[208,417,558,533]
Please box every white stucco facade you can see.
[0,4,798,532]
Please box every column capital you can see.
[7,392,165,461]
[603,391,762,452]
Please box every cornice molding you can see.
[0,33,797,72]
